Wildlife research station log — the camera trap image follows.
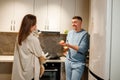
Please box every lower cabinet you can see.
[0,62,12,80]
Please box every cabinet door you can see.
[60,0,75,33]
[35,0,61,31]
[0,0,14,32]
[14,0,34,32]
[35,0,47,31]
[47,0,61,31]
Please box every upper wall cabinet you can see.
[60,0,89,33]
[0,0,34,32]
[34,0,47,31]
[14,0,34,32]
[35,0,61,31]
[60,0,75,33]
[35,0,75,33]
[35,0,83,33]
[0,0,14,32]
[0,0,89,33]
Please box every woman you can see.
[12,14,45,80]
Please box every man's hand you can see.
[59,40,64,44]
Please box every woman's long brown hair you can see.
[18,14,36,45]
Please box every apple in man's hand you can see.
[59,40,65,44]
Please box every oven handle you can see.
[45,69,58,72]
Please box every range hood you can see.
[40,31,60,34]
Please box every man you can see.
[59,16,89,80]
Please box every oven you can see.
[40,62,61,80]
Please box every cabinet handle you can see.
[45,69,58,72]
[11,25,12,31]
[13,20,15,31]
[11,20,13,31]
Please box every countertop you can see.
[0,56,66,63]
[0,56,89,67]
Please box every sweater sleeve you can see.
[77,33,90,55]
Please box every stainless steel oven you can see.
[40,62,61,80]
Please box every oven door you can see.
[40,68,59,80]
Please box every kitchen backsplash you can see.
[0,32,17,55]
[0,32,67,56]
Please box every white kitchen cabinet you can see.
[0,0,89,33]
[47,0,61,31]
[34,0,47,31]
[0,0,14,32]
[35,0,75,32]
[60,0,89,33]
[0,0,34,32]
[75,0,89,31]
[35,0,61,31]
[14,0,34,32]
[60,0,75,33]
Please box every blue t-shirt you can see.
[66,29,89,62]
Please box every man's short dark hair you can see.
[72,16,82,21]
